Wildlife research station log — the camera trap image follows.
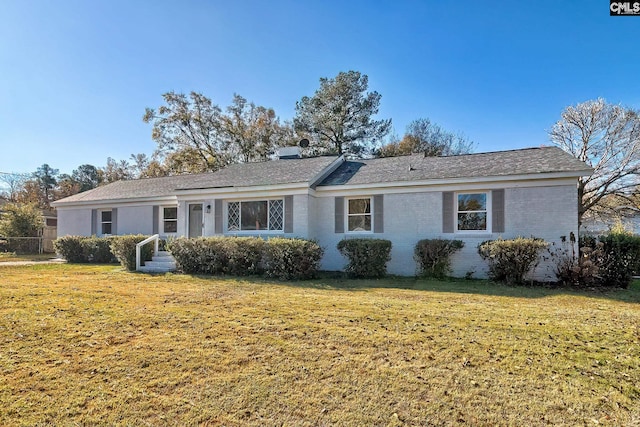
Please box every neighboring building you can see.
[52,147,592,279]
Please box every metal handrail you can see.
[136,234,160,271]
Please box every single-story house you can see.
[52,146,592,279]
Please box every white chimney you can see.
[277,146,301,159]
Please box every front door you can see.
[188,204,203,238]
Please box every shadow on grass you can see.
[182,270,640,304]
[52,262,637,304]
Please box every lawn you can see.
[1,264,639,426]
[0,253,57,263]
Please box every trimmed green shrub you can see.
[591,232,640,288]
[414,238,464,278]
[168,236,321,280]
[83,237,117,263]
[337,238,392,278]
[53,236,118,263]
[54,236,88,262]
[478,237,548,285]
[109,235,154,271]
[263,237,323,280]
[168,237,266,276]
[230,238,266,276]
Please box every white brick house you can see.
[52,147,592,279]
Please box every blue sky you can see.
[0,0,638,177]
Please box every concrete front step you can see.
[144,260,177,269]
[138,266,175,273]
[139,251,177,273]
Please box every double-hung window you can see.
[227,199,284,231]
[456,192,488,231]
[101,210,112,235]
[347,197,372,232]
[163,207,178,233]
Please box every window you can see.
[101,210,112,235]
[347,198,372,232]
[227,199,284,231]
[457,192,488,231]
[163,207,178,233]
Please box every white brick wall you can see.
[117,206,154,235]
[313,184,579,280]
[57,208,92,237]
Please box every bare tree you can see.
[0,172,28,202]
[549,98,640,226]
[377,118,475,157]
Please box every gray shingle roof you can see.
[319,146,592,186]
[175,155,340,190]
[53,147,591,205]
[53,156,340,204]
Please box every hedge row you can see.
[167,236,323,280]
[53,235,154,271]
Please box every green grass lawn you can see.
[1,264,639,426]
[0,253,58,263]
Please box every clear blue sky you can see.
[1,0,638,177]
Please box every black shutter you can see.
[442,192,454,233]
[492,189,505,233]
[214,199,223,234]
[91,209,97,235]
[152,206,159,234]
[111,208,118,235]
[373,195,384,233]
[335,197,344,233]
[284,196,293,233]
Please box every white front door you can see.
[188,204,203,238]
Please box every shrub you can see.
[168,236,321,280]
[53,236,117,263]
[263,237,323,280]
[83,236,117,263]
[166,238,202,274]
[54,236,88,262]
[229,238,266,276]
[109,235,154,271]
[168,237,236,275]
[478,237,548,285]
[594,232,640,288]
[337,238,392,278]
[548,233,602,288]
[414,238,464,278]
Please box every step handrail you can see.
[136,234,160,271]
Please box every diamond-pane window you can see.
[228,202,240,231]
[227,199,284,232]
[269,199,284,230]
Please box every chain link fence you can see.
[0,236,52,254]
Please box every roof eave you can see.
[52,195,178,208]
[317,170,592,192]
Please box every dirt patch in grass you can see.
[1,264,639,425]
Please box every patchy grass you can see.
[1,264,639,426]
[0,253,57,263]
